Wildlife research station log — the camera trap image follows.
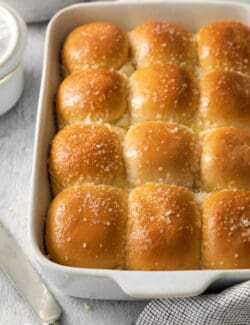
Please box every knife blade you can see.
[0,222,62,324]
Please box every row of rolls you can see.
[49,122,250,194]
[47,183,250,270]
[46,19,250,270]
[61,20,250,75]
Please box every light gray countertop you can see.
[0,23,147,325]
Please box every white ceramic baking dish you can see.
[29,0,250,300]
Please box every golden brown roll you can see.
[129,64,199,125]
[46,185,128,268]
[201,127,250,191]
[62,22,129,74]
[129,21,197,70]
[126,183,201,270]
[124,121,200,187]
[198,71,250,128]
[49,124,126,195]
[202,190,250,269]
[56,69,127,129]
[198,21,250,74]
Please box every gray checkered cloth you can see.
[136,281,250,325]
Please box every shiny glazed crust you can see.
[201,127,250,191]
[124,121,200,187]
[129,64,199,125]
[49,124,126,195]
[62,22,129,74]
[46,185,128,268]
[56,69,127,128]
[129,21,197,71]
[202,190,250,269]
[198,71,250,128]
[198,21,250,74]
[126,183,201,270]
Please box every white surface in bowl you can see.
[0,64,24,115]
[0,3,27,79]
[0,7,17,65]
[0,23,146,325]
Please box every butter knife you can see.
[0,222,62,324]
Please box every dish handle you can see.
[112,270,223,298]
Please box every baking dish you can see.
[29,0,250,299]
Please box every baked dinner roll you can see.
[126,183,201,270]
[202,190,250,269]
[49,124,126,195]
[129,64,199,125]
[201,127,250,191]
[198,21,250,75]
[124,121,200,187]
[199,71,250,128]
[129,21,197,70]
[46,185,128,268]
[62,22,129,74]
[56,69,127,129]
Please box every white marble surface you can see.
[0,23,147,325]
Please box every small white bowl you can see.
[0,64,24,115]
[0,3,27,115]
